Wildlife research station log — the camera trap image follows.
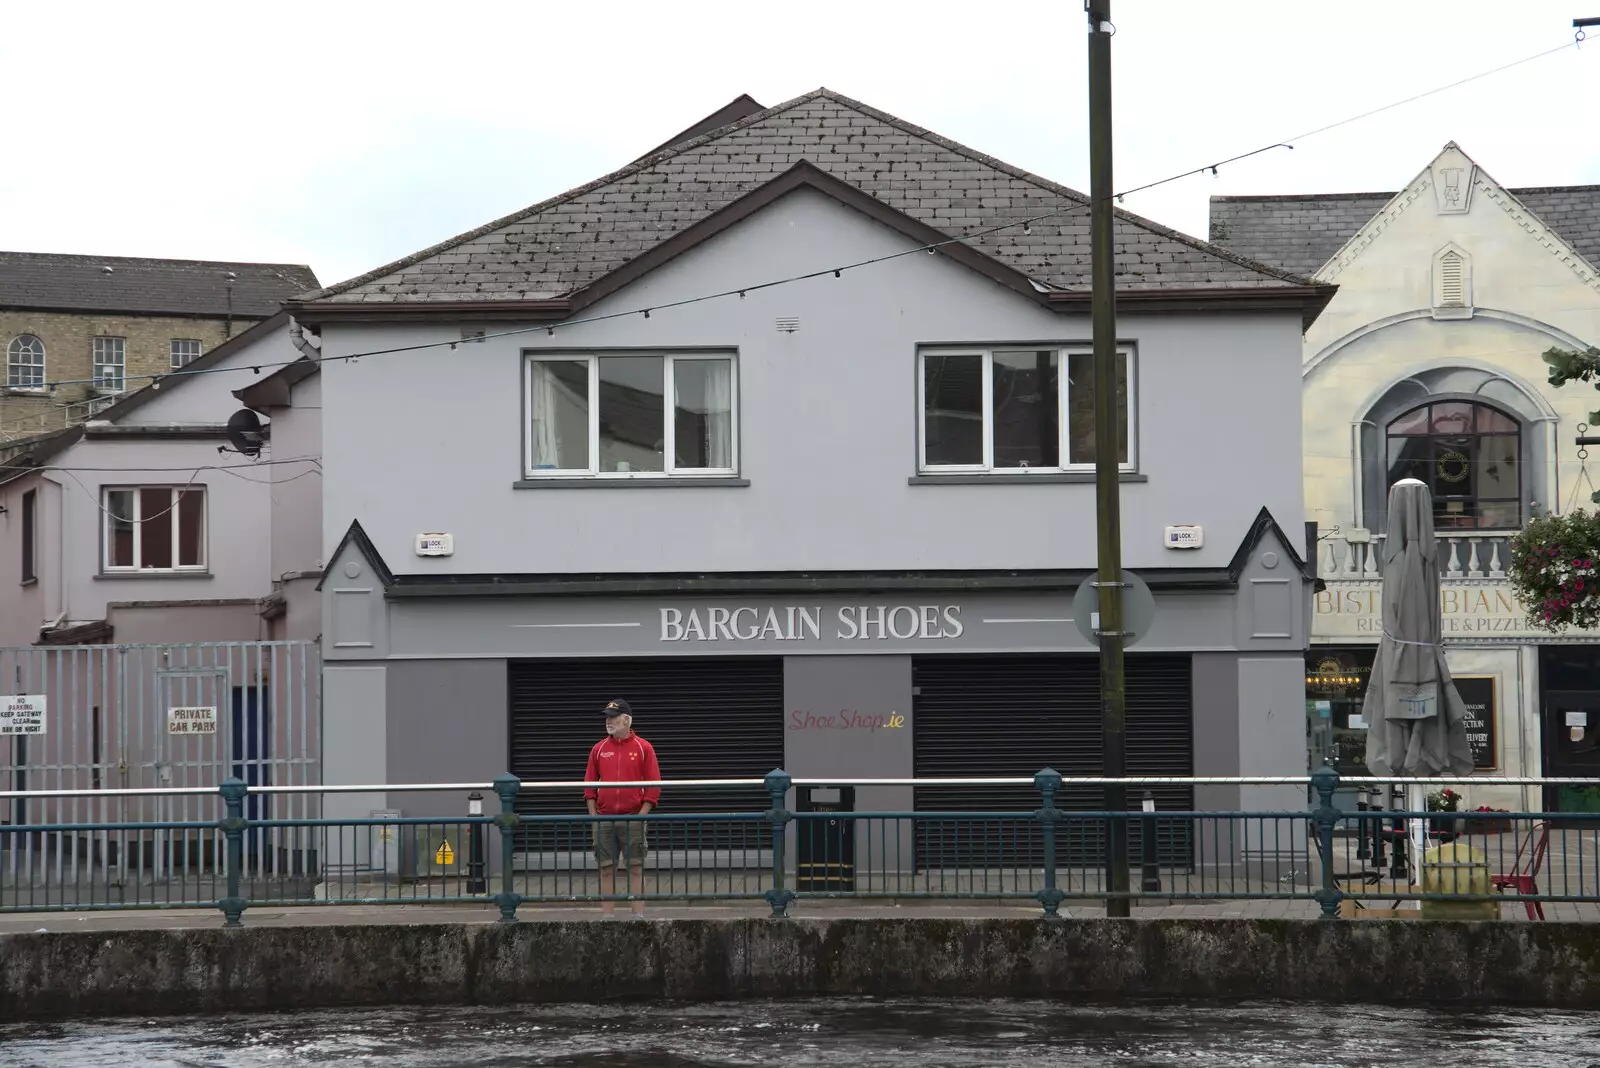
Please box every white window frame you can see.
[92,336,126,393]
[523,352,739,479]
[917,345,1137,474]
[169,338,203,369]
[6,334,46,390]
[102,486,207,572]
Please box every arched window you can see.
[6,334,46,389]
[1385,400,1520,530]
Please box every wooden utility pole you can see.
[1087,0,1130,918]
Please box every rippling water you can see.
[5,999,1600,1067]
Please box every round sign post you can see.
[1073,570,1156,648]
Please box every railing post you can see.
[1034,768,1065,919]
[218,777,248,928]
[1140,789,1161,893]
[1310,765,1342,919]
[491,775,523,923]
[764,769,795,918]
[466,791,488,895]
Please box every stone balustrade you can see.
[1317,529,1517,581]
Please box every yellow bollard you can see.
[1419,841,1498,920]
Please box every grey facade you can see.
[300,90,1330,841]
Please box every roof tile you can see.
[306,90,1310,305]
[0,252,317,318]
[1210,184,1600,278]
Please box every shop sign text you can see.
[1312,585,1554,639]
[789,709,906,732]
[661,605,964,643]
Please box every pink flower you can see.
[1546,611,1555,620]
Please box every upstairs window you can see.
[103,487,206,571]
[169,339,202,368]
[6,334,45,389]
[919,347,1134,473]
[1386,401,1520,530]
[93,336,126,392]
[524,352,736,477]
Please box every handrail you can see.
[2,772,1599,801]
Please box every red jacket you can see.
[583,733,661,815]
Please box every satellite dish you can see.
[224,408,266,458]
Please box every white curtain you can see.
[703,360,733,469]
[529,363,563,469]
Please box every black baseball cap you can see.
[602,699,631,718]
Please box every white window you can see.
[524,352,737,478]
[6,334,46,389]
[169,339,203,368]
[93,337,126,392]
[103,487,206,571]
[918,346,1135,473]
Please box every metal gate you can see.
[0,642,320,889]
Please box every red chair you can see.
[1491,822,1549,920]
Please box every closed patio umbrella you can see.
[1363,478,1475,877]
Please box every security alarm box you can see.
[1163,525,1203,550]
[415,533,454,557]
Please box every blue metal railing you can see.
[1,767,1598,925]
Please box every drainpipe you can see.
[288,320,321,359]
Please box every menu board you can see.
[1455,676,1497,771]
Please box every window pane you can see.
[1477,500,1521,529]
[1386,435,1431,486]
[1066,353,1129,465]
[1478,432,1518,506]
[923,354,983,466]
[170,339,202,369]
[1428,401,1474,434]
[673,358,733,469]
[139,488,173,569]
[177,489,205,566]
[107,491,135,568]
[1477,406,1518,434]
[598,357,665,473]
[93,337,125,391]
[1387,407,1429,436]
[528,360,590,471]
[991,350,1059,468]
[7,334,45,388]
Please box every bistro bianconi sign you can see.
[660,605,964,643]
[1313,585,1557,639]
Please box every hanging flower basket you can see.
[1508,511,1600,633]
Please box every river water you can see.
[4,998,1600,1067]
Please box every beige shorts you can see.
[593,820,648,867]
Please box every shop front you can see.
[1539,646,1600,814]
[1310,576,1600,812]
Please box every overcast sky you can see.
[2,1,1594,288]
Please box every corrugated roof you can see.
[304,88,1312,306]
[1210,185,1600,280]
[0,252,319,318]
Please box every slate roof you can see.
[1210,185,1600,280]
[301,89,1315,307]
[0,252,319,318]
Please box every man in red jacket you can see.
[584,699,660,918]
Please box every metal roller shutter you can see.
[507,658,784,850]
[912,653,1193,867]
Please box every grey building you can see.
[292,90,1334,848]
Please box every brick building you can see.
[1,252,318,444]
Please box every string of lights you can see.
[3,35,1585,404]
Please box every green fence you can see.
[1,768,1597,925]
